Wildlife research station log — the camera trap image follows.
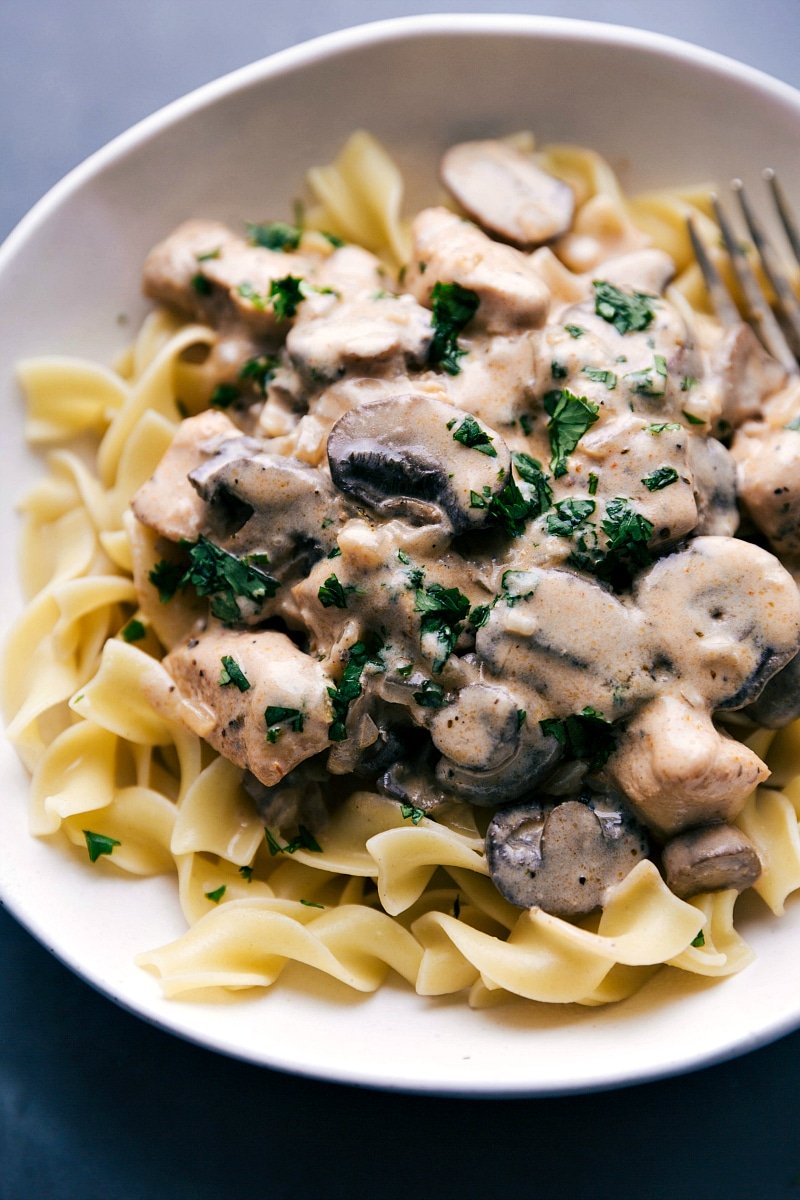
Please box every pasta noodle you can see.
[5,131,800,1013]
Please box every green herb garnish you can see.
[583,367,617,389]
[239,354,279,395]
[452,414,497,457]
[512,452,553,517]
[593,280,655,335]
[415,582,471,672]
[642,466,679,492]
[588,472,599,496]
[265,706,304,743]
[647,422,682,434]
[543,389,600,478]
[265,825,323,855]
[318,573,358,609]
[205,885,226,903]
[83,831,120,863]
[682,410,705,425]
[121,619,146,643]
[219,655,251,691]
[247,220,302,251]
[148,559,185,604]
[412,679,448,708]
[269,275,306,320]
[545,498,596,538]
[428,281,480,375]
[238,866,253,882]
[327,638,384,741]
[539,706,619,770]
[210,383,240,409]
[501,570,540,604]
[691,930,706,948]
[190,273,213,296]
[565,323,586,339]
[180,536,279,624]
[400,803,426,825]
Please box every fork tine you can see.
[712,193,798,373]
[764,167,800,267]
[732,177,800,353]
[685,215,740,326]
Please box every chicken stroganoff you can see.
[8,133,800,1006]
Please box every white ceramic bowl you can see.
[3,14,800,1095]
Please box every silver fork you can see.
[687,171,800,374]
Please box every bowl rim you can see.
[3,12,800,1095]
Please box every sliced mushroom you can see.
[243,759,331,836]
[160,627,334,788]
[744,648,800,728]
[188,447,349,577]
[661,824,762,899]
[131,409,243,544]
[636,536,800,711]
[485,795,648,916]
[440,140,574,249]
[326,394,511,532]
[686,435,738,537]
[429,682,562,804]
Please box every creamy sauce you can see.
[132,138,800,915]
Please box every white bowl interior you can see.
[2,14,800,1094]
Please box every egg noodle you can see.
[5,133,800,1008]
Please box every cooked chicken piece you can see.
[161,628,334,787]
[732,425,800,562]
[405,207,550,336]
[143,218,316,337]
[286,293,433,383]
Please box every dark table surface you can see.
[3,3,800,1198]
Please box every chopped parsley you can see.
[512,452,553,517]
[148,559,185,604]
[415,582,471,672]
[238,866,254,882]
[682,409,705,426]
[551,360,568,379]
[317,573,358,609]
[219,655,251,691]
[178,536,279,624]
[680,375,698,392]
[468,603,492,629]
[501,570,540,604]
[647,422,682,434]
[300,898,325,908]
[543,389,600,478]
[565,323,586,339]
[412,679,448,708]
[121,618,146,643]
[428,281,480,375]
[691,930,706,948]
[265,706,304,743]
[210,383,240,409]
[626,356,668,396]
[593,280,655,335]
[190,272,213,296]
[539,706,619,770]
[265,825,323,856]
[327,637,384,741]
[588,472,599,496]
[545,498,596,538]
[582,367,617,389]
[452,414,497,457]
[519,413,533,435]
[205,885,226,903]
[246,220,302,251]
[269,275,306,320]
[469,477,533,538]
[400,802,426,825]
[642,466,679,492]
[196,247,221,262]
[567,497,654,590]
[83,830,120,863]
[239,354,279,395]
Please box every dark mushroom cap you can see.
[440,139,575,249]
[661,823,762,899]
[744,649,800,729]
[486,795,649,916]
[431,684,562,805]
[326,394,511,533]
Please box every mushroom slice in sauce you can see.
[188,447,348,575]
[661,824,762,899]
[440,140,575,249]
[326,394,511,532]
[429,683,562,805]
[161,628,334,788]
[744,649,800,729]
[635,536,800,711]
[485,794,648,916]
